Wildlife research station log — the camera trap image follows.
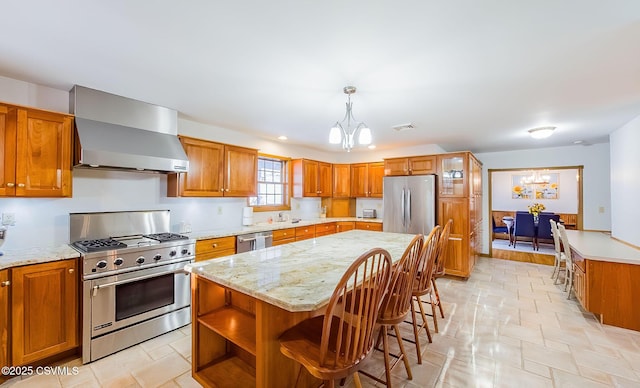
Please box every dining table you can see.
[185,230,417,388]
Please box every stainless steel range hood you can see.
[70,85,188,173]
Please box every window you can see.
[249,155,290,211]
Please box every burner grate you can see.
[73,238,128,253]
[144,233,189,243]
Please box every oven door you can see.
[85,261,191,337]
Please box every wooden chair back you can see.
[379,234,424,322]
[413,225,441,297]
[433,219,453,277]
[549,219,561,257]
[320,248,393,370]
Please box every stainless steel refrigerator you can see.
[383,175,436,235]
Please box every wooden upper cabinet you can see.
[332,164,351,198]
[168,136,257,197]
[292,159,332,197]
[11,259,79,365]
[384,156,435,176]
[224,145,258,197]
[437,152,469,198]
[350,162,383,198]
[1,105,72,197]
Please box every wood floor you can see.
[491,238,555,266]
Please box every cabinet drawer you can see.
[355,222,383,232]
[571,248,586,272]
[315,223,337,237]
[336,221,355,233]
[273,228,296,242]
[295,226,315,241]
[273,237,295,246]
[196,236,236,261]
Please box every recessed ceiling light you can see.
[368,145,376,149]
[528,126,556,139]
[277,136,288,140]
[573,140,584,144]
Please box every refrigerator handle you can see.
[407,188,412,226]
[401,188,406,227]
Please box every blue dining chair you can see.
[513,212,536,249]
[536,213,560,250]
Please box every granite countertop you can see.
[565,230,640,265]
[0,217,383,271]
[187,217,382,240]
[0,244,80,271]
[185,230,415,313]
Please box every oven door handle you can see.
[92,269,189,297]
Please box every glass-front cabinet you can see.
[437,153,467,197]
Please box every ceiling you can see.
[1,1,639,154]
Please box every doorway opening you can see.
[488,166,583,263]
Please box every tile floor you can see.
[3,257,640,387]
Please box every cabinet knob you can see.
[68,268,75,274]
[0,280,10,287]
[6,183,15,187]
[18,183,25,188]
[212,243,218,248]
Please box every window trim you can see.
[249,153,291,212]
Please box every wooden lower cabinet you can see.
[196,236,236,261]
[355,221,383,232]
[1,269,8,370]
[315,222,336,237]
[439,197,472,277]
[273,228,296,246]
[11,260,79,366]
[336,221,355,233]
[295,226,315,241]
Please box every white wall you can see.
[476,143,611,254]
[610,114,640,247]
[491,169,579,213]
[0,75,69,112]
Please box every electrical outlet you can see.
[598,206,605,214]
[217,206,223,215]
[2,213,16,226]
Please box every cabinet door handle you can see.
[6,183,14,187]
[18,183,25,188]
[212,243,218,248]
[0,280,10,287]
[68,268,75,274]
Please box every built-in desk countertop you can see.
[186,230,418,388]
[564,230,640,332]
[565,230,640,265]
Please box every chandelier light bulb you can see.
[358,126,372,145]
[329,125,342,144]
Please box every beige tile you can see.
[499,323,545,345]
[577,365,614,385]
[131,352,191,387]
[523,359,551,378]
[494,364,552,388]
[174,371,203,388]
[101,374,142,388]
[571,348,638,381]
[551,368,611,388]
[140,329,187,352]
[522,341,579,374]
[145,344,176,361]
[170,335,192,359]
[90,346,152,383]
[58,365,98,387]
[7,374,61,388]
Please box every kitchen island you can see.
[566,230,640,331]
[185,230,416,388]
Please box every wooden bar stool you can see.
[279,248,393,388]
[429,218,452,333]
[360,234,424,387]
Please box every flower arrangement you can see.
[527,203,545,216]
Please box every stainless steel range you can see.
[70,210,194,364]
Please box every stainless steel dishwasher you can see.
[236,231,273,253]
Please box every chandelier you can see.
[329,86,372,152]
[520,170,551,185]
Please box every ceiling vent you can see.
[392,123,415,132]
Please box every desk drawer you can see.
[315,222,337,237]
[355,221,383,232]
[571,248,586,272]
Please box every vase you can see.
[533,214,539,224]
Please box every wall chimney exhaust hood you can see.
[70,85,189,173]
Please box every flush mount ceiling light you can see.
[528,126,556,139]
[329,86,371,152]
